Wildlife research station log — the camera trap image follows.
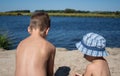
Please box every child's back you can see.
[86,59,110,76]
[15,12,56,76]
[16,35,55,76]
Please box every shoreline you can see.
[0,47,120,76]
[0,47,120,51]
[0,12,120,18]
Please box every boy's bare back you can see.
[84,59,111,76]
[16,36,55,76]
[15,12,56,76]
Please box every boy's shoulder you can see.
[85,62,101,74]
[86,63,95,71]
[17,36,36,50]
[17,37,55,53]
[84,64,95,76]
[16,38,27,50]
[44,40,56,52]
[17,37,29,46]
[34,37,56,53]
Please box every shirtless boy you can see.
[15,12,56,76]
[75,32,111,76]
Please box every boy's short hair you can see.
[29,12,50,32]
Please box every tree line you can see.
[3,9,120,15]
[5,10,30,13]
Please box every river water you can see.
[0,16,120,50]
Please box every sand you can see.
[0,48,120,76]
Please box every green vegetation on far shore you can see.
[0,12,120,18]
[48,13,120,18]
[0,9,120,18]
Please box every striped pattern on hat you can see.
[76,32,109,57]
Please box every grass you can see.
[0,12,120,18]
[48,13,120,18]
[0,12,31,16]
[0,34,12,50]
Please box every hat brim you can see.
[76,41,109,57]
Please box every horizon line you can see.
[0,9,120,13]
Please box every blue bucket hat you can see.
[76,32,109,57]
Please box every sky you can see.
[0,0,120,12]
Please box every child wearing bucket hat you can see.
[75,32,111,76]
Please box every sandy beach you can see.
[0,48,120,76]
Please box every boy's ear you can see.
[45,27,50,35]
[28,26,31,34]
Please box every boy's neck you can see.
[29,29,47,38]
[92,57,105,63]
[30,31,46,38]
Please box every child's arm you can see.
[47,48,56,76]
